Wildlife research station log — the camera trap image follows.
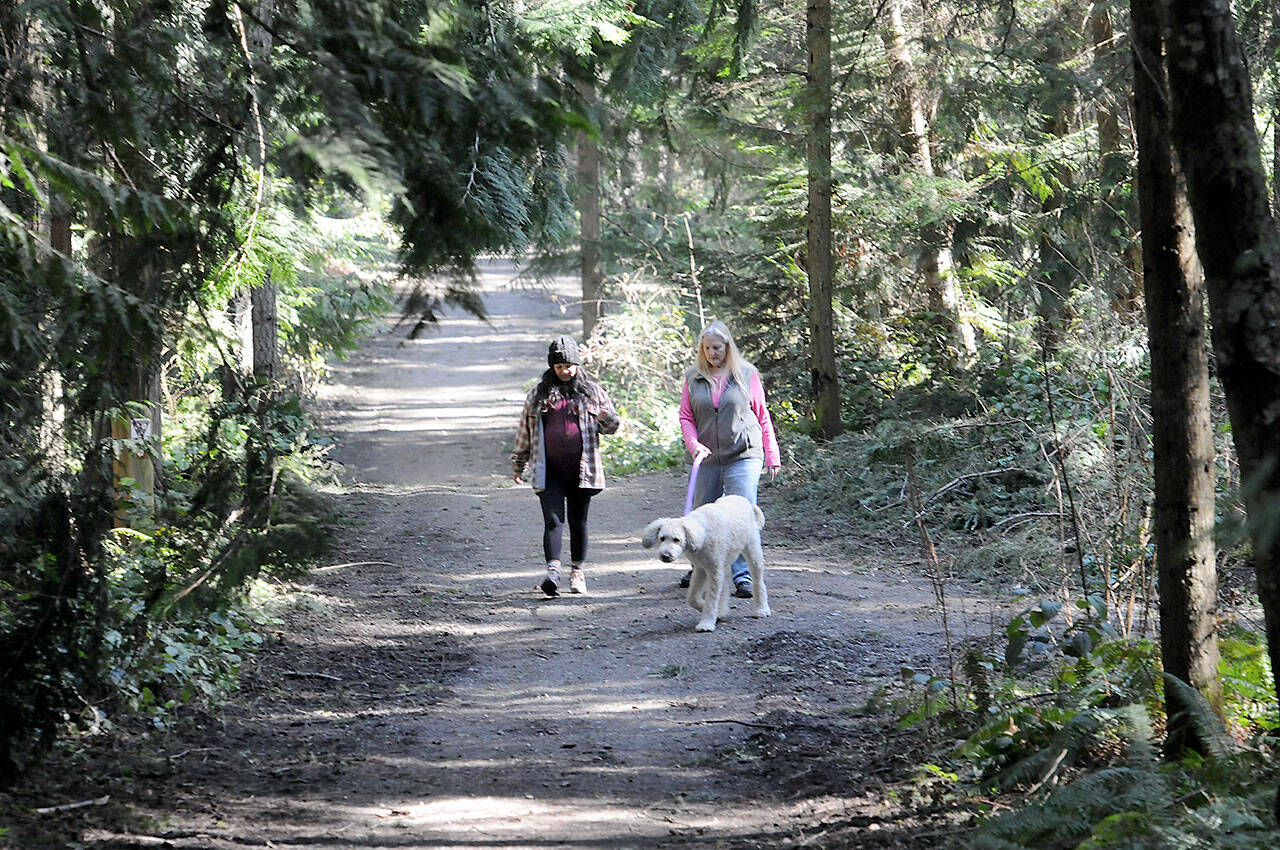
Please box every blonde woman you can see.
[677,320,780,596]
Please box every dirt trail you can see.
[8,262,998,849]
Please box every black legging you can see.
[537,475,596,565]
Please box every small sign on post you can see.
[130,417,152,444]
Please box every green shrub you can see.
[589,277,699,475]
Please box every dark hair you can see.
[534,366,595,409]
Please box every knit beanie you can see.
[547,336,581,366]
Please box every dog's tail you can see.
[753,505,765,528]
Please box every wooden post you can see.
[111,405,159,526]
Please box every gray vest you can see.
[686,367,763,464]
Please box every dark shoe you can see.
[678,570,692,589]
[540,565,561,597]
[733,582,753,599]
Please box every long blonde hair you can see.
[694,320,751,393]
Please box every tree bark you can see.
[238,0,279,527]
[1273,2,1280,215]
[1091,7,1123,168]
[1160,0,1280,708]
[86,3,166,529]
[1130,0,1221,755]
[806,0,842,440]
[243,1,278,383]
[1093,3,1143,314]
[251,270,278,383]
[14,11,72,469]
[576,79,604,341]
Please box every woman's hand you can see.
[513,473,523,485]
[766,464,780,481]
[693,445,711,463]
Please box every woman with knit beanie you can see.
[511,336,620,596]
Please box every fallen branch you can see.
[313,560,406,572]
[1024,747,1069,795]
[676,718,776,730]
[35,795,110,814]
[282,670,341,681]
[992,510,1068,528]
[900,468,1031,528]
[84,835,171,847]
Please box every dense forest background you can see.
[4,0,1280,845]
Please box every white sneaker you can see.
[569,567,586,594]
[540,563,561,597]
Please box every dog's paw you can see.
[751,605,772,618]
[695,619,718,632]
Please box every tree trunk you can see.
[243,1,278,383]
[805,0,842,440]
[576,80,603,341]
[87,230,164,528]
[251,270,278,383]
[1091,7,1123,168]
[1130,0,1221,755]
[881,0,974,366]
[1093,3,1143,314]
[18,12,72,470]
[239,0,279,527]
[245,268,278,524]
[0,0,25,130]
[1273,1,1280,215]
[39,210,71,470]
[1161,0,1280,709]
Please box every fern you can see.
[986,708,1103,791]
[968,706,1170,849]
[966,698,1280,850]
[1162,674,1236,758]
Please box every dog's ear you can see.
[683,517,706,550]
[641,520,663,549]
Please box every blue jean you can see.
[691,455,763,585]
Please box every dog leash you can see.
[684,454,703,516]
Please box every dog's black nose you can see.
[660,554,673,562]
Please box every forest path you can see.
[19,262,996,849]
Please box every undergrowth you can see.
[0,213,393,778]
[872,599,1280,848]
[591,276,703,474]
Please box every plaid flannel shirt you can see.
[511,380,620,491]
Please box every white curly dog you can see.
[641,494,771,632]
